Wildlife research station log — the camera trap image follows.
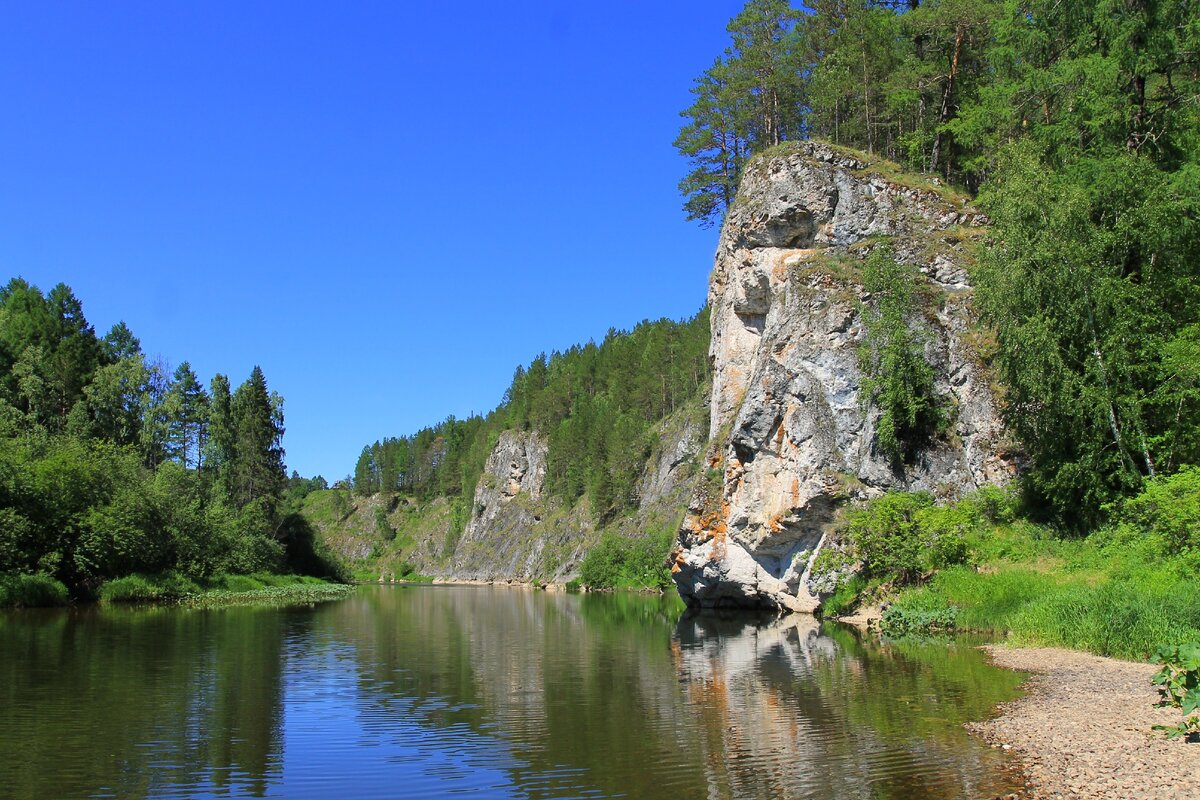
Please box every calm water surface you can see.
[0,586,1025,799]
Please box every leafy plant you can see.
[858,246,944,464]
[1151,642,1200,741]
[880,602,958,636]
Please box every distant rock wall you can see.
[673,142,1014,613]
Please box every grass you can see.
[746,139,973,207]
[0,573,70,608]
[97,571,351,607]
[881,531,1200,660]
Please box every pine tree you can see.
[204,373,235,491]
[165,361,209,469]
[229,366,286,512]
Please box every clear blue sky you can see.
[0,1,744,480]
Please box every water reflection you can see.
[672,612,1023,799]
[0,604,286,799]
[0,588,1023,799]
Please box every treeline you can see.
[684,0,1200,528]
[0,278,337,598]
[354,310,710,524]
[678,0,1200,222]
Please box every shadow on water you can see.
[0,588,1025,799]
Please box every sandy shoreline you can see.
[969,646,1200,799]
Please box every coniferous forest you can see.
[0,279,340,604]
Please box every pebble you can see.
[966,646,1200,799]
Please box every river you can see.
[0,585,1025,799]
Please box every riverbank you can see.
[0,571,354,609]
[969,646,1200,799]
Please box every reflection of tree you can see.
[0,604,285,799]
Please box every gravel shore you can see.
[968,646,1200,799]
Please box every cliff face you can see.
[310,401,707,585]
[673,142,1014,612]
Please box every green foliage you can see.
[820,573,867,618]
[374,506,396,541]
[880,602,959,637]
[1116,466,1200,557]
[578,528,675,592]
[977,145,1200,528]
[99,572,202,603]
[858,246,943,464]
[886,534,1200,660]
[0,573,69,607]
[0,279,330,595]
[1151,642,1200,740]
[352,310,710,529]
[844,491,970,586]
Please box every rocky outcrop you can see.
[673,142,1014,613]
[448,430,560,581]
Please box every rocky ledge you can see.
[672,141,1015,612]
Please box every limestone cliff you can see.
[673,142,1014,612]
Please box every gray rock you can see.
[674,142,1015,613]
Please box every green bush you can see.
[858,246,944,463]
[579,529,674,591]
[99,572,200,603]
[0,573,70,607]
[821,573,867,617]
[880,601,959,636]
[843,491,975,587]
[1117,466,1200,556]
[969,484,1019,524]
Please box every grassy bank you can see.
[881,531,1200,659]
[96,571,353,607]
[0,571,353,609]
[0,573,71,608]
[826,473,1200,661]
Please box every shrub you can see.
[846,491,935,584]
[99,572,200,603]
[1117,466,1200,556]
[880,601,959,636]
[0,573,70,607]
[858,246,944,463]
[821,573,867,617]
[579,529,674,591]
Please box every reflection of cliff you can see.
[671,613,1022,800]
[327,587,1022,800]
[0,606,285,800]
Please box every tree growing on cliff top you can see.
[675,0,805,226]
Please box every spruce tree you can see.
[230,366,286,512]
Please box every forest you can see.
[680,0,1200,529]
[0,279,339,605]
[352,311,710,529]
